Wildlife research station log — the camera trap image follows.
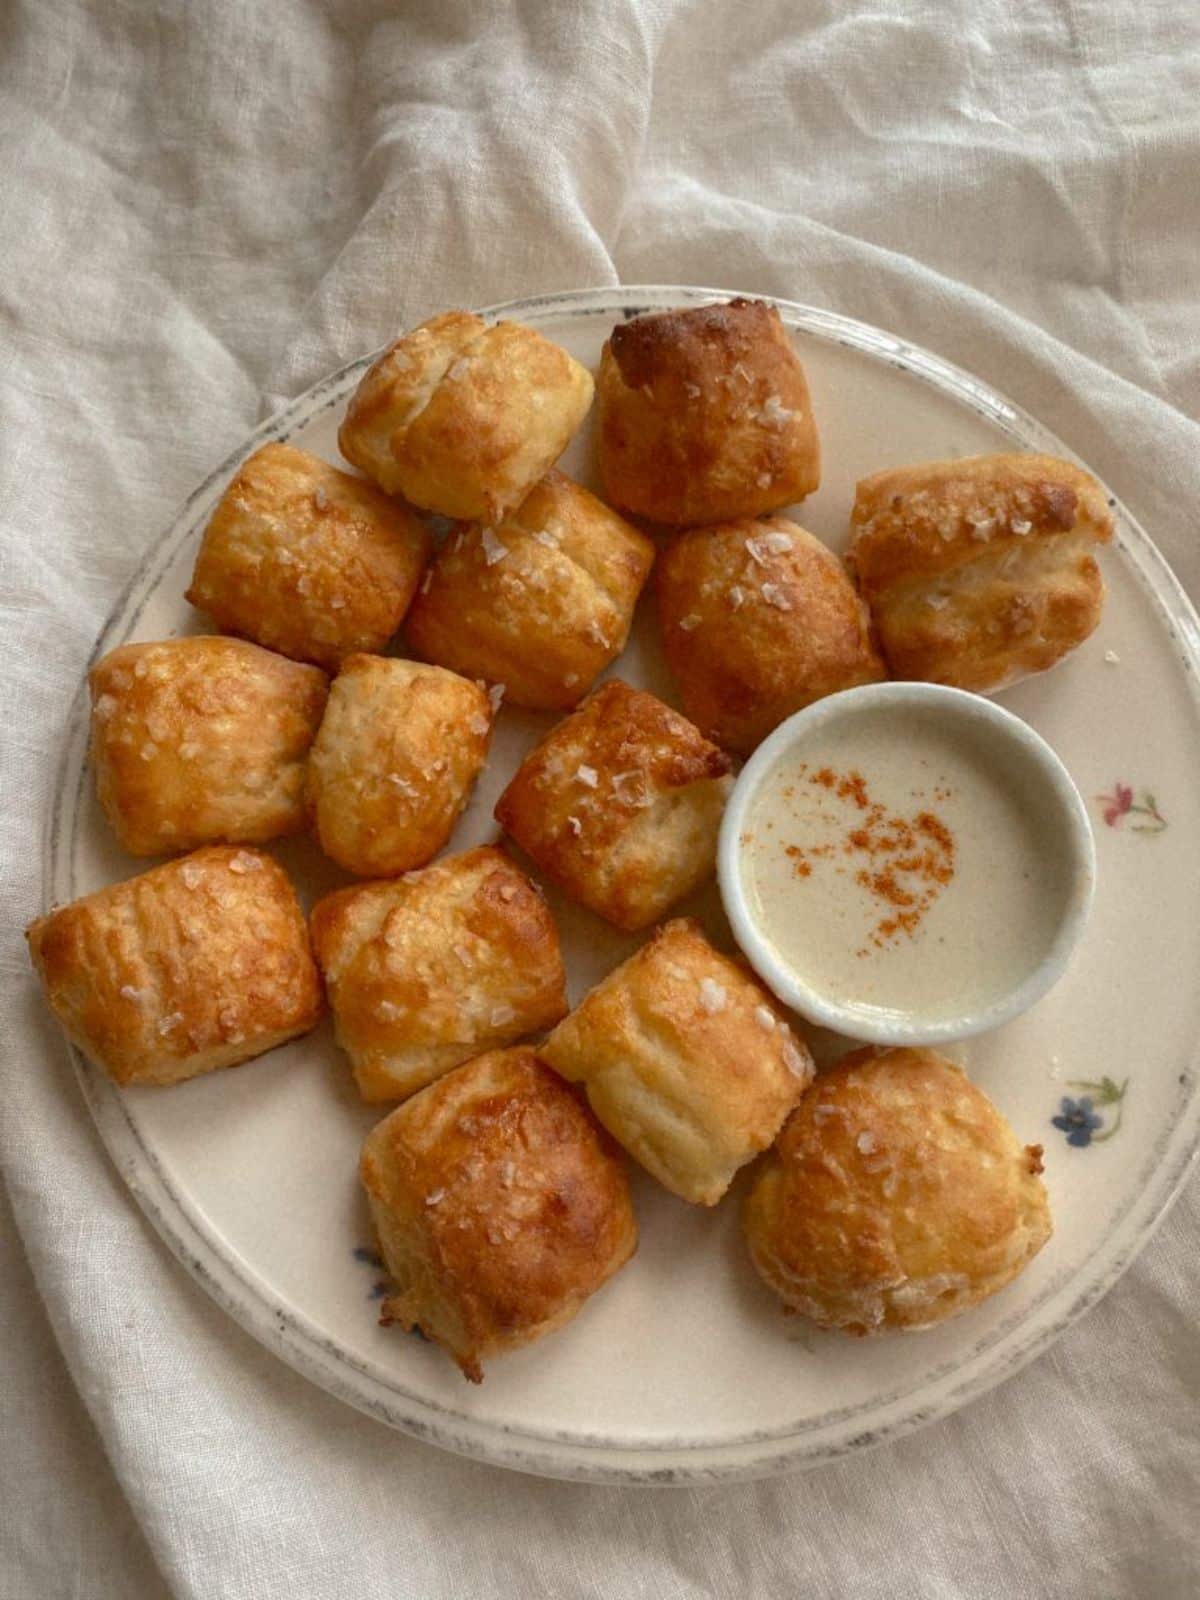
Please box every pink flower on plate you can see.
[1100,782,1134,827]
[1096,782,1167,833]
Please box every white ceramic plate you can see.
[46,287,1200,1484]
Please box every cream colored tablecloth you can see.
[2,3,1198,1595]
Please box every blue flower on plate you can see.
[1052,1096,1104,1148]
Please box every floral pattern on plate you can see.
[1097,782,1167,833]
[1052,1077,1129,1147]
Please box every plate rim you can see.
[43,284,1200,1485]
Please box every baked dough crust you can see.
[310,846,568,1103]
[186,442,431,671]
[494,680,733,931]
[847,453,1113,691]
[89,638,328,856]
[596,298,820,525]
[539,918,813,1204]
[743,1046,1052,1334]
[306,655,492,876]
[361,1045,637,1382]
[405,470,655,710]
[656,516,884,756]
[338,311,594,522]
[26,847,323,1086]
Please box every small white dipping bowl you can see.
[717,682,1095,1046]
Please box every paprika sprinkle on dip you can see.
[783,768,957,951]
[737,701,1065,1026]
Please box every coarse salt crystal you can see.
[566,814,583,836]
[533,528,557,548]
[330,595,346,610]
[140,743,157,761]
[387,773,419,797]
[1104,649,1120,665]
[813,1103,842,1124]
[498,883,517,902]
[576,764,598,787]
[857,1131,878,1155]
[698,977,727,1014]
[469,714,490,736]
[927,594,950,611]
[134,659,149,678]
[377,1000,401,1020]
[180,864,203,889]
[586,619,609,647]
[678,613,701,632]
[759,395,793,426]
[761,582,792,611]
[781,1039,809,1079]
[684,381,701,399]
[228,851,262,874]
[1011,518,1033,535]
[425,1188,446,1207]
[94,693,117,719]
[481,527,509,566]
[612,770,650,808]
[119,985,143,1003]
[490,1004,516,1028]
[756,472,772,489]
[729,585,746,610]
[453,944,472,967]
[157,1011,183,1036]
[488,683,505,713]
[313,485,329,511]
[420,567,434,594]
[745,536,769,566]
[754,1006,776,1030]
[761,529,792,554]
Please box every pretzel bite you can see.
[310,847,567,1103]
[494,680,733,931]
[405,471,655,710]
[847,453,1113,691]
[743,1046,1052,1333]
[186,443,431,670]
[338,311,594,522]
[26,848,322,1086]
[88,638,328,856]
[656,516,884,756]
[596,298,820,525]
[361,1046,637,1381]
[540,918,813,1204]
[306,655,491,876]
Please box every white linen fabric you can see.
[2,2,1198,1595]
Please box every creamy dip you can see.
[739,705,1071,1027]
